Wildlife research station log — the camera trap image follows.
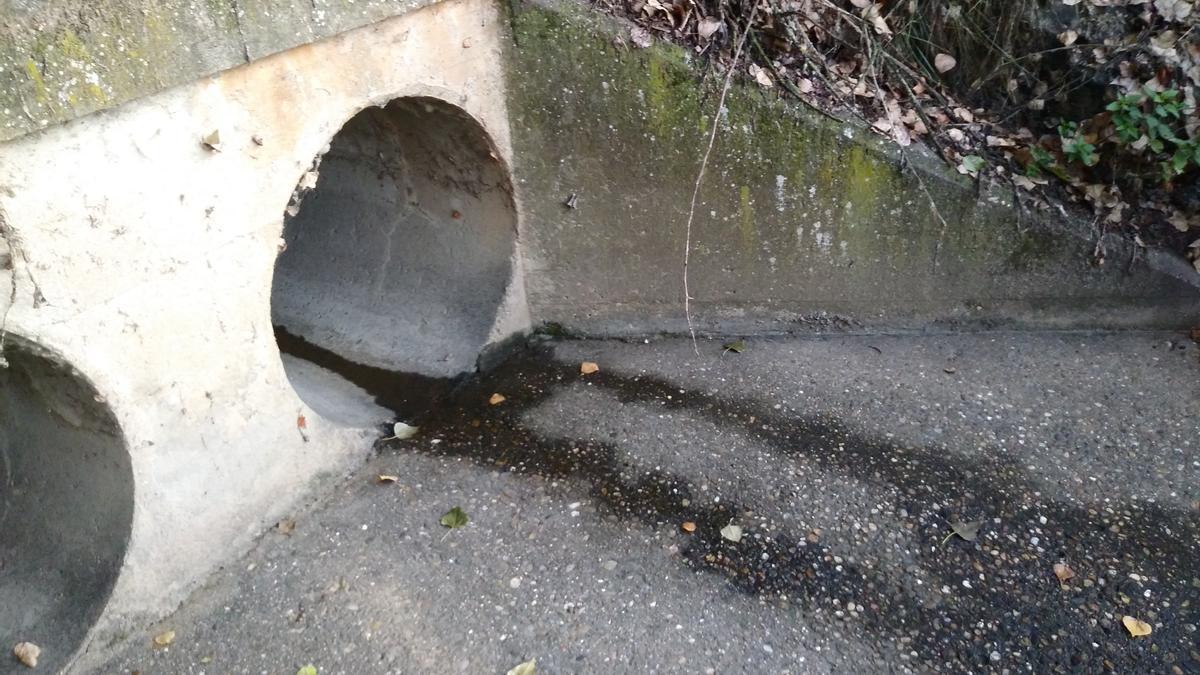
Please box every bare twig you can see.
[682,0,760,355]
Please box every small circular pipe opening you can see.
[0,339,133,672]
[271,97,517,424]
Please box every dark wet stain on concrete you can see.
[366,341,1200,674]
[275,326,461,421]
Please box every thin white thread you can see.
[683,2,760,355]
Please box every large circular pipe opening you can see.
[271,97,517,424]
[0,340,133,672]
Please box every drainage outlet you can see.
[0,341,133,673]
[271,97,517,422]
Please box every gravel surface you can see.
[94,332,1199,674]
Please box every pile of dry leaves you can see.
[599,0,1200,271]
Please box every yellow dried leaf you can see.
[507,660,537,675]
[489,393,507,405]
[153,630,176,647]
[580,362,600,375]
[681,521,696,533]
[377,475,399,484]
[1121,615,1152,637]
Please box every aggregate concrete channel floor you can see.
[96,333,1199,675]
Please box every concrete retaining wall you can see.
[506,2,1199,337]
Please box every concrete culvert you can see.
[0,340,133,673]
[271,97,517,422]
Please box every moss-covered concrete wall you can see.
[0,0,435,142]
[506,1,1198,334]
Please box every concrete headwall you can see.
[0,0,526,669]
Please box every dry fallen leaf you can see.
[861,4,892,36]
[942,519,983,545]
[1155,0,1193,21]
[1058,30,1079,46]
[749,63,773,88]
[507,659,537,675]
[934,53,957,73]
[153,630,176,647]
[580,362,600,375]
[720,524,743,542]
[1122,615,1152,637]
[1012,175,1046,190]
[1168,212,1197,232]
[12,642,39,668]
[681,521,697,533]
[382,421,419,440]
[697,18,722,40]
[1053,562,1076,583]
[489,393,507,405]
[630,26,652,49]
[377,475,399,484]
[201,130,222,152]
[275,519,296,536]
[297,415,307,429]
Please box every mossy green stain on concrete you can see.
[24,59,53,109]
[844,145,880,221]
[504,1,1160,327]
[644,55,701,141]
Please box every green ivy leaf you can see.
[960,155,986,173]
[297,666,317,675]
[722,339,746,353]
[440,506,469,529]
